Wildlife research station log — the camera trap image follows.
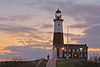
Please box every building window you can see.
[81,54,83,57]
[80,48,83,52]
[84,49,87,52]
[69,49,71,52]
[77,49,79,52]
[65,49,67,52]
[69,54,71,57]
[64,53,67,57]
[73,49,75,52]
[84,54,87,57]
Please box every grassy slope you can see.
[0,59,47,67]
[38,59,47,67]
[57,59,100,67]
[17,61,39,67]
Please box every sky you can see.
[0,0,100,61]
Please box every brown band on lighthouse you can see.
[53,32,64,47]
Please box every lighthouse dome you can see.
[56,9,61,13]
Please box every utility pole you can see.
[67,26,69,44]
[67,26,69,59]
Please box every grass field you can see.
[1,59,100,67]
[38,59,47,67]
[0,59,47,67]
[56,59,100,67]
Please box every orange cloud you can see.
[0,49,20,56]
[88,48,100,52]
[0,59,13,62]
[0,49,11,55]
[0,59,8,62]
[32,46,100,52]
[32,45,52,50]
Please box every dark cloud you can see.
[20,0,75,13]
[0,17,15,21]
[0,0,100,60]
[62,4,100,25]
[28,35,45,40]
[40,0,100,48]
[0,23,53,35]
[73,25,100,48]
[63,33,82,43]
[10,14,33,21]
[83,25,100,36]
[0,14,33,21]
[4,45,52,60]
[69,24,89,28]
[0,23,53,47]
[0,24,38,33]
[40,24,53,29]
[15,30,53,45]
[1,0,100,26]
[64,33,76,37]
[39,1,100,26]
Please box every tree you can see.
[89,53,100,63]
[12,56,25,61]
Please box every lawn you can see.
[56,59,100,67]
[0,59,47,67]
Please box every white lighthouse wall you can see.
[54,20,63,33]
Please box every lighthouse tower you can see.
[53,9,64,59]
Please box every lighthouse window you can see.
[58,24,60,26]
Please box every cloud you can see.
[10,14,33,21]
[33,0,100,26]
[15,28,53,45]
[40,24,53,29]
[0,23,53,48]
[0,24,38,33]
[1,45,100,61]
[73,25,100,48]
[88,48,100,52]
[62,4,100,25]
[0,49,19,55]
[0,17,15,21]
[83,25,100,36]
[0,0,100,60]
[0,14,33,21]
[69,24,89,28]
[3,45,52,60]
[1,0,100,26]
[74,0,100,5]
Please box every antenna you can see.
[67,26,69,44]
[67,26,69,59]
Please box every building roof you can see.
[64,44,88,48]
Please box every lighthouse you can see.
[52,9,88,60]
[53,9,64,59]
